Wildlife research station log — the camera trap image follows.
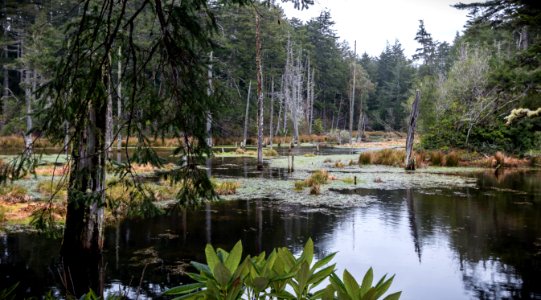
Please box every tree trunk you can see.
[356,93,364,142]
[349,41,356,144]
[24,70,32,151]
[269,77,274,149]
[405,90,420,170]
[255,12,264,170]
[242,80,252,148]
[206,51,213,148]
[275,75,283,136]
[2,42,8,122]
[308,68,315,135]
[61,95,107,297]
[106,56,113,154]
[117,46,122,152]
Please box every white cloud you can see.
[282,0,475,58]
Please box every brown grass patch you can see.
[214,181,241,195]
[34,164,69,176]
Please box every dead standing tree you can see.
[255,11,264,170]
[405,90,421,170]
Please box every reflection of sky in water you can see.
[315,200,521,300]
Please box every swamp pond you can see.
[0,148,540,299]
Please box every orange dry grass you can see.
[34,164,69,176]
[0,200,65,223]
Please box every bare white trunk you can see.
[242,80,252,148]
[255,13,264,169]
[117,46,122,151]
[206,51,213,147]
[269,77,274,149]
[105,53,113,153]
[24,70,32,151]
[349,41,356,144]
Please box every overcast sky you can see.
[282,0,476,58]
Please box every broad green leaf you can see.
[171,289,205,300]
[225,240,243,273]
[213,262,232,286]
[343,270,360,298]
[383,291,402,300]
[313,252,337,270]
[217,248,229,264]
[187,272,205,282]
[297,261,311,292]
[302,238,314,266]
[164,283,206,295]
[191,261,211,276]
[253,276,270,291]
[374,275,395,299]
[312,285,335,300]
[269,290,296,299]
[309,264,336,287]
[205,244,220,273]
[359,267,373,296]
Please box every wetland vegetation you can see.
[1,0,541,299]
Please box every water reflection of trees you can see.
[99,199,355,297]
[408,185,541,299]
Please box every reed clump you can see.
[214,181,241,195]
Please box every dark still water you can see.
[1,170,540,299]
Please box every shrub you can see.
[313,118,324,135]
[165,239,401,300]
[444,151,460,167]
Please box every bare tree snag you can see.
[117,46,122,152]
[349,40,356,144]
[24,69,32,151]
[255,12,264,170]
[269,77,274,149]
[243,80,252,148]
[405,90,421,170]
[206,51,213,148]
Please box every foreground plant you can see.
[164,239,401,299]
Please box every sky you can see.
[282,0,476,58]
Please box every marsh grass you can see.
[37,180,67,201]
[214,181,241,195]
[334,160,345,168]
[358,152,372,165]
[0,184,30,202]
[263,148,279,157]
[294,169,331,193]
[294,180,306,191]
[444,151,460,167]
[309,184,321,195]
